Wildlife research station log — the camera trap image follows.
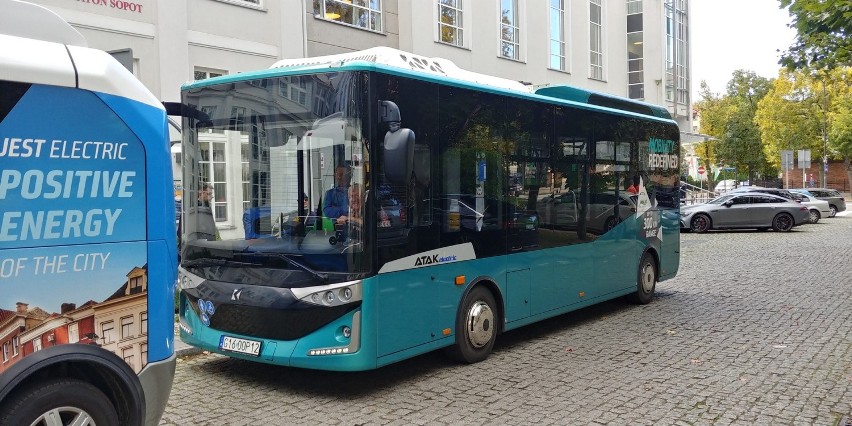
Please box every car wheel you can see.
[772,212,794,232]
[604,215,620,231]
[633,252,656,305]
[808,209,820,224]
[0,378,119,426]
[690,214,711,233]
[444,286,498,364]
[829,205,837,217]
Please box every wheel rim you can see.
[691,215,708,232]
[31,407,95,426]
[830,206,837,217]
[775,214,792,231]
[641,260,655,293]
[809,210,819,223]
[465,301,494,348]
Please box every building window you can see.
[313,0,382,32]
[500,0,520,60]
[122,347,135,370]
[141,343,148,365]
[438,0,464,47]
[140,312,148,335]
[549,0,566,71]
[33,338,42,352]
[2,342,8,362]
[68,323,79,344]
[627,0,644,99]
[665,0,689,104]
[194,67,226,82]
[101,320,115,344]
[129,276,143,294]
[199,136,230,222]
[121,316,134,340]
[589,0,604,80]
[12,336,19,356]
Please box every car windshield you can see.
[180,72,371,285]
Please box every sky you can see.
[690,0,798,101]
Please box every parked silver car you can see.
[538,190,637,233]
[680,192,810,233]
[790,188,846,217]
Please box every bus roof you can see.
[184,46,674,124]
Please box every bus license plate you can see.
[219,336,261,357]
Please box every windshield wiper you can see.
[233,252,329,283]
[181,257,260,268]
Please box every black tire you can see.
[0,378,118,426]
[690,214,711,233]
[829,205,837,217]
[444,286,498,364]
[772,212,794,232]
[633,253,657,305]
[808,209,820,224]
[604,216,620,231]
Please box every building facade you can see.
[24,0,691,131]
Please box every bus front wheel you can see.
[445,286,498,364]
[0,378,119,426]
[633,253,657,305]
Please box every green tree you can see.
[755,70,821,168]
[779,0,852,71]
[826,68,852,186]
[716,71,772,183]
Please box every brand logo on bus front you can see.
[414,254,457,266]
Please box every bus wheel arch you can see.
[444,280,503,364]
[0,347,145,426]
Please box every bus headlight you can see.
[177,267,205,290]
[292,280,362,307]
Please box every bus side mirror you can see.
[380,100,414,185]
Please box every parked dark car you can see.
[790,188,846,217]
[680,192,810,233]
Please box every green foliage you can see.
[696,71,772,181]
[779,0,851,71]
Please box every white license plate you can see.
[219,336,261,356]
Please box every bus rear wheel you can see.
[445,286,498,364]
[0,378,119,426]
[633,253,656,305]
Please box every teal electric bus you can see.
[0,2,176,424]
[178,47,680,371]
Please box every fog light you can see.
[341,287,352,301]
[324,291,335,304]
[342,326,351,338]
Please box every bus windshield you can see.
[180,72,371,285]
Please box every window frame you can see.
[437,0,465,48]
[499,0,521,61]
[588,0,605,81]
[313,0,384,33]
[549,0,567,72]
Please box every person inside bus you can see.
[198,183,212,207]
[302,193,317,229]
[323,165,350,219]
[336,183,363,227]
[627,176,640,194]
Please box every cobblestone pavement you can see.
[161,215,852,426]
